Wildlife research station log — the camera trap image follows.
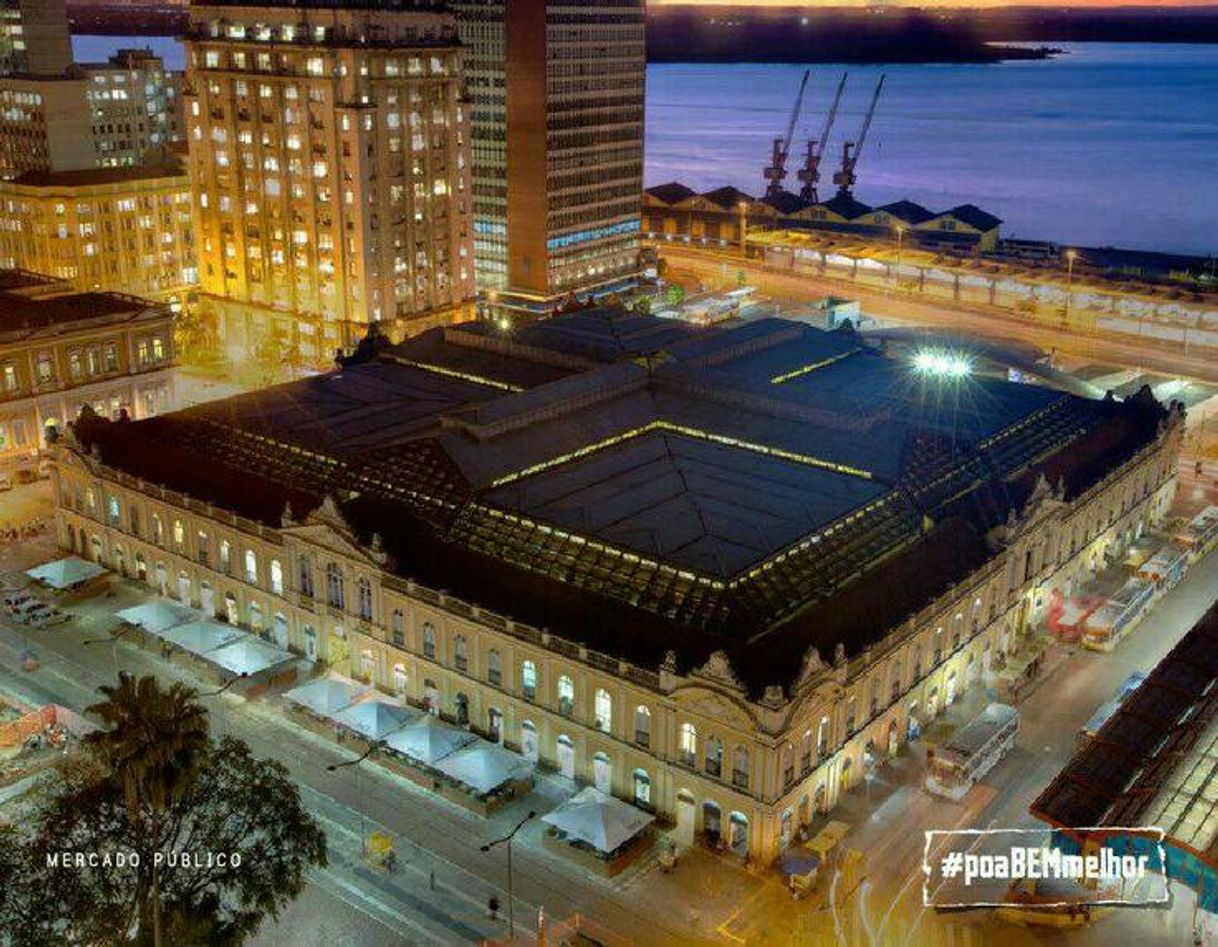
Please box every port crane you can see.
[832,74,885,198]
[797,72,847,204]
[763,69,810,198]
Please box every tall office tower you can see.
[0,0,73,77]
[182,1,475,361]
[0,19,184,181]
[453,0,644,317]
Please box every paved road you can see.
[0,579,720,947]
[659,245,1218,385]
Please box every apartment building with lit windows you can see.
[0,270,175,461]
[0,162,196,312]
[453,0,645,314]
[182,0,475,360]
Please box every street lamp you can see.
[480,810,536,939]
[327,739,386,856]
[1064,249,1078,327]
[82,626,135,680]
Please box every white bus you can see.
[925,703,1019,800]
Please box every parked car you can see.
[9,597,49,623]
[3,589,34,614]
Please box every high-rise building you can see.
[0,0,73,77]
[453,0,644,315]
[0,161,196,311]
[0,0,184,180]
[182,1,475,361]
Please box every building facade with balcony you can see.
[51,310,1181,862]
[0,271,175,461]
[181,0,475,362]
[0,163,195,312]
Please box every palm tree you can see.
[85,674,211,815]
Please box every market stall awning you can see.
[382,714,475,765]
[115,600,198,635]
[283,674,371,717]
[25,556,105,590]
[332,698,418,741]
[542,787,654,854]
[433,743,533,795]
[779,848,822,877]
[158,620,244,657]
[205,636,294,677]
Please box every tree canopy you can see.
[0,676,327,946]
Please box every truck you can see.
[1082,577,1155,651]
[925,703,1019,800]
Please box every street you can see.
[657,244,1218,385]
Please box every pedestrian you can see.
[487,896,499,920]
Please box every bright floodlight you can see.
[913,350,972,379]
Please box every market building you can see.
[181,0,475,360]
[0,162,195,312]
[52,309,1180,862]
[0,270,175,461]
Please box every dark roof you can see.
[0,290,159,333]
[0,269,62,292]
[700,186,755,210]
[820,193,873,220]
[942,203,1003,231]
[645,182,697,205]
[1031,600,1218,857]
[762,190,807,215]
[71,310,1170,696]
[876,200,935,225]
[9,163,186,189]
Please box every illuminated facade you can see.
[0,271,175,460]
[0,163,195,311]
[0,0,72,77]
[52,311,1181,862]
[182,0,475,360]
[453,0,644,311]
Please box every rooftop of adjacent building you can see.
[69,309,1172,695]
[1031,599,1218,865]
[0,271,169,337]
[5,161,186,190]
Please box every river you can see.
[73,36,1218,256]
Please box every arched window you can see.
[801,729,813,774]
[152,513,164,546]
[248,600,263,631]
[244,549,258,584]
[360,649,374,680]
[219,538,230,571]
[392,663,407,696]
[357,577,373,620]
[781,744,795,786]
[732,745,750,790]
[487,648,502,685]
[270,558,284,595]
[634,705,651,747]
[173,519,185,550]
[390,609,405,646]
[298,554,313,597]
[521,660,537,700]
[679,723,697,766]
[453,634,468,672]
[594,688,611,733]
[705,736,723,777]
[325,562,344,609]
[557,675,574,717]
[422,621,436,659]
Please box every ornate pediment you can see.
[691,649,745,693]
[284,497,387,567]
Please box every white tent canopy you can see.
[434,743,533,796]
[542,787,654,854]
[332,698,418,740]
[383,714,475,765]
[206,636,294,676]
[158,620,244,657]
[25,557,105,590]
[115,600,198,635]
[284,674,371,717]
